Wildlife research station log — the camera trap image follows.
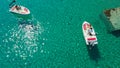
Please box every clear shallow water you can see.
[0,0,120,68]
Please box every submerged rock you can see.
[104,7,120,31]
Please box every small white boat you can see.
[82,21,98,46]
[9,5,30,15]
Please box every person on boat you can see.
[15,5,21,10]
[88,25,93,36]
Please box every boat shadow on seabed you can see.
[10,12,32,20]
[86,44,101,63]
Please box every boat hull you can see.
[82,21,98,46]
[9,5,30,15]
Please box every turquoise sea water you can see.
[0,0,120,68]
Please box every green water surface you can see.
[0,0,120,68]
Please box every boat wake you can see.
[2,19,44,65]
